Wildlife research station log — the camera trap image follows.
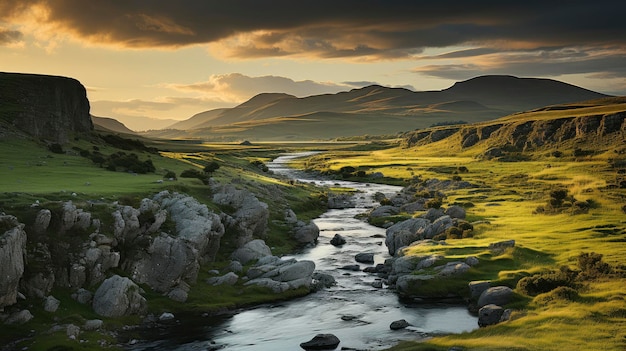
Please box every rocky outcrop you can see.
[402,108,626,153]
[244,256,316,293]
[211,183,269,247]
[0,215,27,309]
[126,191,225,296]
[92,275,147,318]
[0,72,93,143]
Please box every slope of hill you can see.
[149,76,609,141]
[92,116,136,134]
[400,96,626,157]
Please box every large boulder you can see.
[478,286,514,308]
[478,304,505,327]
[154,191,225,261]
[385,218,431,255]
[211,184,269,246]
[292,221,320,245]
[0,215,27,309]
[129,234,199,293]
[245,258,316,293]
[231,239,272,264]
[92,275,147,317]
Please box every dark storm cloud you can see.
[2,0,625,57]
[414,50,626,81]
[0,28,22,45]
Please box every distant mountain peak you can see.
[239,92,295,108]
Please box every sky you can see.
[1,1,625,131]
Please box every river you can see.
[128,152,476,350]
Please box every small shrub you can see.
[457,166,469,173]
[517,266,577,296]
[445,226,462,239]
[204,161,221,174]
[163,170,177,180]
[534,286,580,304]
[622,204,626,214]
[452,175,462,181]
[577,252,611,279]
[48,143,64,154]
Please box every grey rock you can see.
[330,233,346,246]
[43,295,60,312]
[436,262,471,276]
[130,234,199,293]
[92,275,147,318]
[167,285,189,303]
[312,272,336,289]
[465,256,480,266]
[421,208,445,222]
[231,239,272,264]
[400,201,425,213]
[292,221,320,245]
[33,209,52,234]
[4,310,33,325]
[83,319,103,331]
[369,205,400,218]
[340,264,361,271]
[445,205,466,219]
[355,253,375,264]
[478,304,504,327]
[468,281,491,299]
[211,184,268,245]
[0,215,27,308]
[371,280,383,288]
[228,260,244,273]
[385,218,431,255]
[207,272,239,286]
[478,286,514,308]
[159,312,175,322]
[72,288,93,304]
[300,334,340,350]
[327,193,355,209]
[277,260,315,282]
[390,319,410,330]
[66,324,80,339]
[396,274,433,295]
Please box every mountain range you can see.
[106,75,609,141]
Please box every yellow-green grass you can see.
[297,132,625,350]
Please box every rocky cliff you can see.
[0,72,93,143]
[401,98,626,154]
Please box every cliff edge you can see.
[0,72,93,143]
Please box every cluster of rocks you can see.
[206,239,323,293]
[470,283,515,327]
[0,180,321,330]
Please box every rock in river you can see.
[300,333,340,350]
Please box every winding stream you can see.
[128,152,476,350]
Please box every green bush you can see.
[163,170,177,180]
[204,161,221,174]
[48,143,64,154]
[577,252,611,279]
[517,266,576,296]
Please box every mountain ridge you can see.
[152,75,608,141]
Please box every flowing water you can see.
[128,152,476,351]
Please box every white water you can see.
[128,152,476,350]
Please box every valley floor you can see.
[297,145,626,351]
